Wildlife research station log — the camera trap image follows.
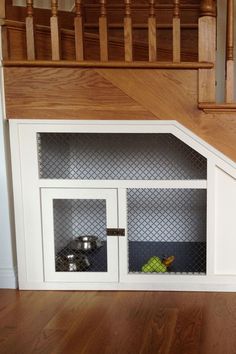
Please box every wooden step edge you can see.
[3,60,214,69]
[198,103,236,113]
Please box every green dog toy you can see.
[142,256,167,273]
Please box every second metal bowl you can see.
[56,251,90,272]
[70,235,103,252]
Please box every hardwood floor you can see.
[0,290,235,354]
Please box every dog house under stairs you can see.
[9,120,236,291]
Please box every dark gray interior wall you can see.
[127,189,207,243]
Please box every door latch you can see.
[107,228,125,237]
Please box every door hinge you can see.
[107,228,125,237]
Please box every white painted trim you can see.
[0,28,17,289]
[206,160,216,275]
[16,276,236,292]
[0,267,17,289]
[118,188,128,283]
[39,180,207,189]
[9,123,28,286]
[214,167,236,275]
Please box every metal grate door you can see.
[127,188,207,275]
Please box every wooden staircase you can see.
[3,1,200,62]
[1,1,236,162]
[2,19,200,63]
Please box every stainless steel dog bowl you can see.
[70,235,103,252]
[56,252,90,272]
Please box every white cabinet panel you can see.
[215,167,236,275]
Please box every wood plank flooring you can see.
[0,290,235,354]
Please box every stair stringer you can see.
[96,68,236,163]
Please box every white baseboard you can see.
[0,267,18,289]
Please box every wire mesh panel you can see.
[127,189,207,274]
[38,133,207,180]
[53,199,108,272]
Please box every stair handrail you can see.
[1,0,216,70]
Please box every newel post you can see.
[198,0,216,103]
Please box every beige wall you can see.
[0,27,17,288]
[13,0,74,11]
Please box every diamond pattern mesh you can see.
[127,189,207,274]
[38,133,207,180]
[53,199,107,272]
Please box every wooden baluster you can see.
[0,1,9,60]
[124,0,133,62]
[0,1,5,19]
[225,0,234,103]
[74,0,84,61]
[99,0,108,61]
[173,0,180,62]
[26,0,35,60]
[51,0,60,60]
[200,0,216,16]
[198,0,216,103]
[148,0,157,62]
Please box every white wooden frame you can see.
[9,119,236,291]
[41,188,118,283]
